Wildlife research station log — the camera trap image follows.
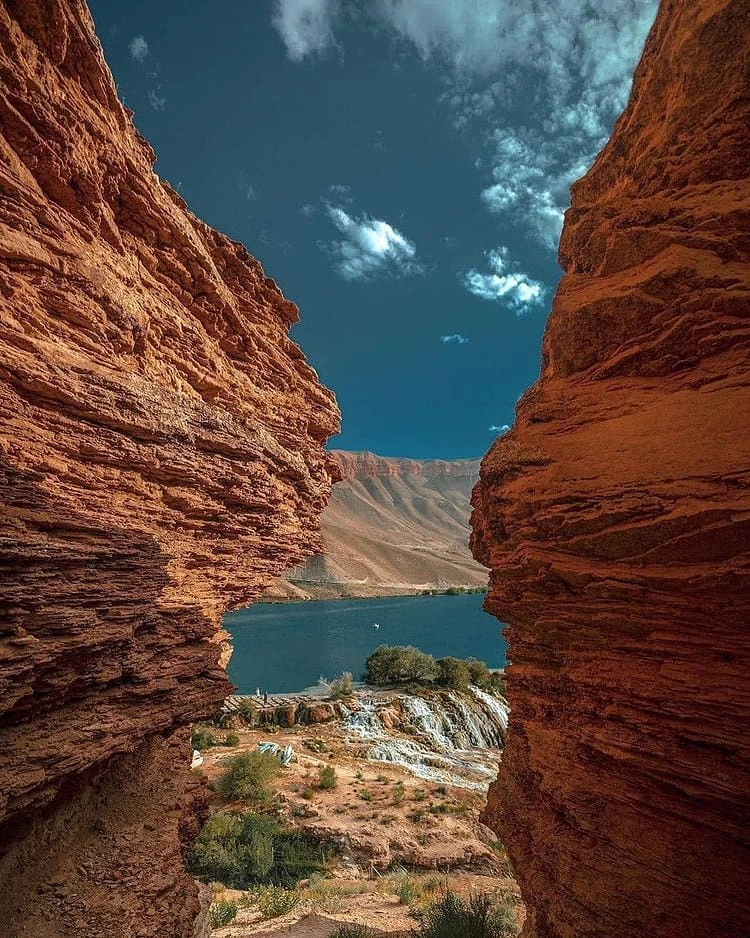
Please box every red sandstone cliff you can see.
[268,450,487,598]
[471,1,750,936]
[0,1,339,935]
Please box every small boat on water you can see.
[373,622,380,629]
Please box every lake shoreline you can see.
[225,593,507,696]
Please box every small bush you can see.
[411,891,518,938]
[392,781,405,805]
[255,885,300,918]
[191,726,217,750]
[329,671,354,700]
[318,765,337,790]
[301,786,315,800]
[208,899,237,927]
[237,698,257,724]
[465,657,491,687]
[224,732,240,746]
[436,657,471,691]
[216,750,281,806]
[328,926,375,938]
[189,811,335,889]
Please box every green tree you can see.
[364,645,437,685]
[465,657,491,687]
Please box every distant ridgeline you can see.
[265,450,488,601]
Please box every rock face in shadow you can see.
[470,1,750,936]
[0,1,339,935]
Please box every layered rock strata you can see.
[0,1,339,935]
[471,1,750,936]
[271,450,487,598]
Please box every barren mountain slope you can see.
[267,451,488,599]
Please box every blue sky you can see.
[90,0,657,459]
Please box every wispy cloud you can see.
[301,203,317,217]
[272,0,338,62]
[269,1,656,252]
[128,34,167,111]
[378,0,657,250]
[489,424,510,434]
[238,173,257,201]
[147,88,167,111]
[129,35,149,62]
[322,204,422,281]
[441,334,468,345]
[462,247,545,313]
[328,183,350,197]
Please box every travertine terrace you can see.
[471,1,750,935]
[0,0,339,934]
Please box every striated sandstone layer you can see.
[269,450,487,599]
[471,1,750,936]
[0,1,339,935]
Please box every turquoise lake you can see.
[224,593,507,694]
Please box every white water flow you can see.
[343,687,509,790]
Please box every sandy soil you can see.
[197,719,522,936]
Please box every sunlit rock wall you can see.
[471,1,750,935]
[0,1,339,934]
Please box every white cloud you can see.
[329,183,350,196]
[301,203,317,217]
[323,204,422,281]
[463,247,545,313]
[489,424,510,434]
[129,35,149,62]
[147,88,167,111]
[441,334,468,344]
[238,174,257,201]
[269,1,656,252]
[272,0,338,62]
[372,0,656,251]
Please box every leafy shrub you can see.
[208,899,237,927]
[301,786,315,800]
[189,810,336,889]
[191,725,217,750]
[392,782,405,805]
[318,764,337,790]
[436,656,471,691]
[255,885,300,918]
[224,732,240,746]
[465,658,491,688]
[329,671,354,700]
[328,926,375,938]
[411,891,517,938]
[189,811,276,887]
[216,750,280,806]
[364,646,437,685]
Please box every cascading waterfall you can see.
[343,686,510,790]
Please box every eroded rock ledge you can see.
[0,1,339,935]
[471,1,750,936]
